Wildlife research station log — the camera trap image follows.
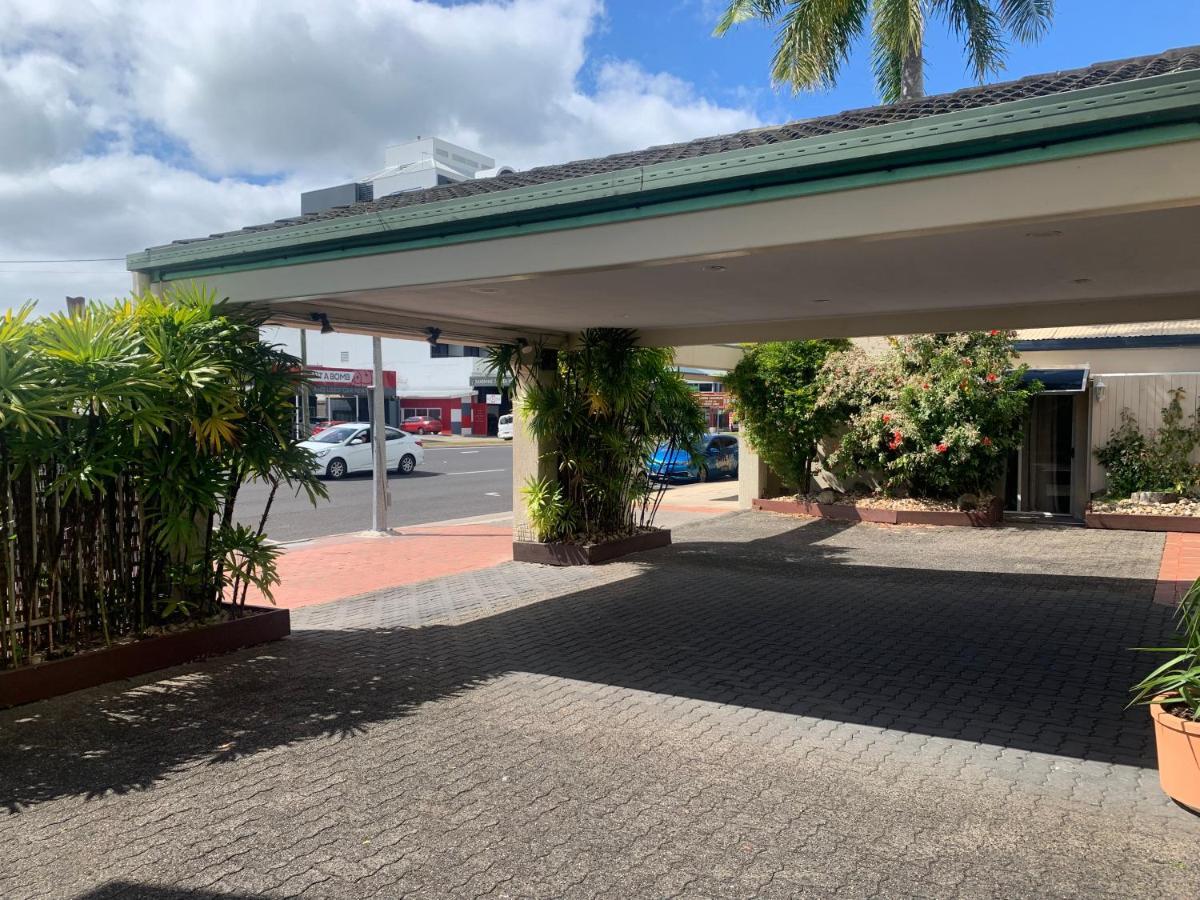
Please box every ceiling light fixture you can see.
[470,286,501,294]
[703,264,726,272]
[310,312,334,334]
[1024,229,1064,239]
[425,326,442,347]
[811,298,832,304]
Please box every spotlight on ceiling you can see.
[425,327,442,347]
[310,312,334,334]
[702,264,727,272]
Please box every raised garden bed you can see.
[0,604,290,709]
[1085,512,1200,533]
[513,528,671,566]
[753,496,1003,527]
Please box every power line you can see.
[0,257,124,263]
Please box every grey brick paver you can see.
[2,513,1199,898]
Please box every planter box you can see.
[0,604,290,709]
[513,528,671,566]
[1085,512,1200,533]
[753,496,1003,527]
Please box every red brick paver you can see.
[252,524,513,609]
[1156,531,1200,605]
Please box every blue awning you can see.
[1020,367,1090,393]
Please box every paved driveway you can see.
[2,513,1199,898]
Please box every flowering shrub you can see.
[819,331,1038,498]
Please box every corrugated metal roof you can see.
[1016,321,1200,341]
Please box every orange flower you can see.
[935,442,949,454]
[986,373,999,383]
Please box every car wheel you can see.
[325,458,348,480]
[417,427,426,435]
[397,454,417,475]
[697,465,710,483]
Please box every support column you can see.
[738,439,783,509]
[371,335,389,533]
[511,355,556,546]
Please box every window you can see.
[403,408,443,419]
[429,344,450,358]
[689,381,724,393]
[464,346,482,357]
[385,428,404,441]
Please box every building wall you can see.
[1016,346,1200,374]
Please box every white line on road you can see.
[459,450,480,454]
[446,468,507,476]
[484,491,500,497]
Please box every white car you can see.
[497,413,514,440]
[299,422,425,479]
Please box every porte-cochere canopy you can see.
[128,46,1200,347]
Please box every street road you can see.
[236,444,514,542]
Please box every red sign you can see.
[308,365,397,390]
[696,392,728,409]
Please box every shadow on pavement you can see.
[1,517,1174,813]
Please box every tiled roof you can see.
[165,45,1200,249]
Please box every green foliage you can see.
[1095,390,1200,497]
[820,331,1038,499]
[1130,576,1200,719]
[0,287,325,669]
[489,329,705,544]
[714,0,1054,102]
[724,340,850,492]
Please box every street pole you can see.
[371,335,388,533]
[298,327,310,438]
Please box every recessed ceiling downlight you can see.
[1025,229,1064,239]
[703,264,727,272]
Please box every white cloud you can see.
[0,0,760,312]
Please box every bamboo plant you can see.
[0,287,325,670]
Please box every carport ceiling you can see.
[129,46,1200,346]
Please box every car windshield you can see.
[654,442,698,455]
[312,426,358,444]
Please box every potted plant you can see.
[1130,577,1200,812]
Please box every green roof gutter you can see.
[129,68,1200,281]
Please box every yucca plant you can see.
[489,329,705,544]
[1130,577,1200,718]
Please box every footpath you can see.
[252,480,740,609]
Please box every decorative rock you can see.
[956,493,980,511]
[816,489,838,505]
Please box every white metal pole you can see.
[371,335,388,533]
[298,327,310,438]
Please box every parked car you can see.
[299,423,425,479]
[401,414,442,435]
[647,433,739,482]
[498,413,514,440]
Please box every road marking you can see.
[447,468,507,476]
[460,450,480,454]
[484,491,501,497]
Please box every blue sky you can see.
[590,0,1200,126]
[2,0,1198,312]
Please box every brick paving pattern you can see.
[3,513,1199,898]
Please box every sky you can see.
[2,0,1198,316]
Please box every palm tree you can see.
[715,1,1055,103]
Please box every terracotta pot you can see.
[1150,698,1200,813]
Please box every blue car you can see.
[647,434,739,482]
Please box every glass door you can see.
[1028,395,1075,515]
